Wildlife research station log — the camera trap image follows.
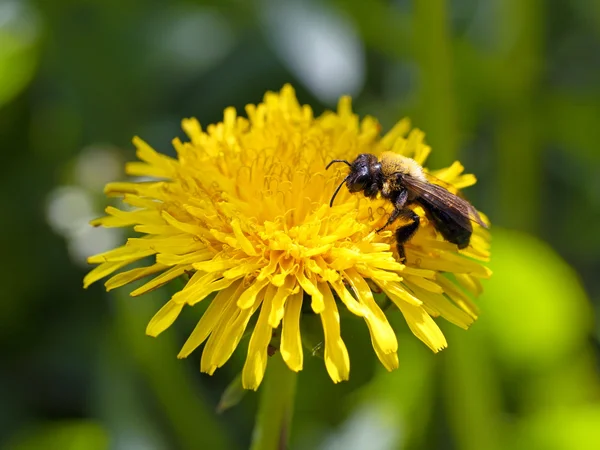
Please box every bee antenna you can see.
[326,159,351,170]
[329,175,349,207]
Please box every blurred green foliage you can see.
[1,0,599,449]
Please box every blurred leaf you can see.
[93,326,171,450]
[113,289,239,450]
[442,325,505,450]
[542,92,600,164]
[356,321,438,450]
[511,406,600,450]
[298,327,432,450]
[5,420,108,450]
[0,1,40,107]
[217,373,247,414]
[442,227,597,450]
[331,0,412,60]
[481,228,593,371]
[522,350,600,413]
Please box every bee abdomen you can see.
[425,204,472,249]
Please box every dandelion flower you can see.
[84,85,491,390]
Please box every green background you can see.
[1,0,599,449]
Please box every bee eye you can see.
[348,173,370,192]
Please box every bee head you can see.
[346,154,381,194]
[326,153,382,206]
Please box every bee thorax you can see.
[380,152,426,181]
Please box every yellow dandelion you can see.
[84,85,491,390]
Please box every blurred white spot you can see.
[69,226,122,268]
[75,145,122,191]
[46,186,96,236]
[0,0,40,43]
[152,7,235,73]
[262,0,366,104]
[46,185,121,266]
[114,431,167,450]
[320,403,402,450]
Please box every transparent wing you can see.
[404,176,488,229]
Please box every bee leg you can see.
[376,188,408,232]
[394,210,420,263]
[376,207,402,233]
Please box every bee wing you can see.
[424,172,468,198]
[404,176,488,229]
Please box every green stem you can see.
[250,353,297,450]
[414,0,458,167]
[443,327,504,450]
[496,0,543,232]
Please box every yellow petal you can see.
[454,273,484,296]
[453,173,477,189]
[83,260,133,288]
[186,277,237,306]
[132,136,177,170]
[415,250,491,277]
[271,257,297,286]
[436,275,480,319]
[318,282,350,383]
[231,219,258,256]
[181,117,203,144]
[408,284,474,330]
[162,211,207,236]
[193,258,240,273]
[178,281,242,358]
[128,235,204,254]
[375,280,423,306]
[396,302,447,353]
[296,269,323,313]
[329,279,367,317]
[381,118,410,148]
[129,265,191,297]
[403,274,444,294]
[280,290,303,372]
[242,295,274,390]
[222,263,263,279]
[257,251,283,282]
[95,206,165,226]
[171,272,222,304]
[200,293,243,374]
[343,269,398,355]
[125,161,171,178]
[268,276,296,328]
[105,263,168,291]
[237,278,270,309]
[146,300,185,337]
[87,245,156,264]
[370,335,399,371]
[156,249,214,266]
[211,289,265,369]
[172,274,235,306]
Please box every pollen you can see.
[84,85,491,390]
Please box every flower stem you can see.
[250,353,297,450]
[414,0,458,167]
[496,0,543,232]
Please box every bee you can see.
[326,152,487,262]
